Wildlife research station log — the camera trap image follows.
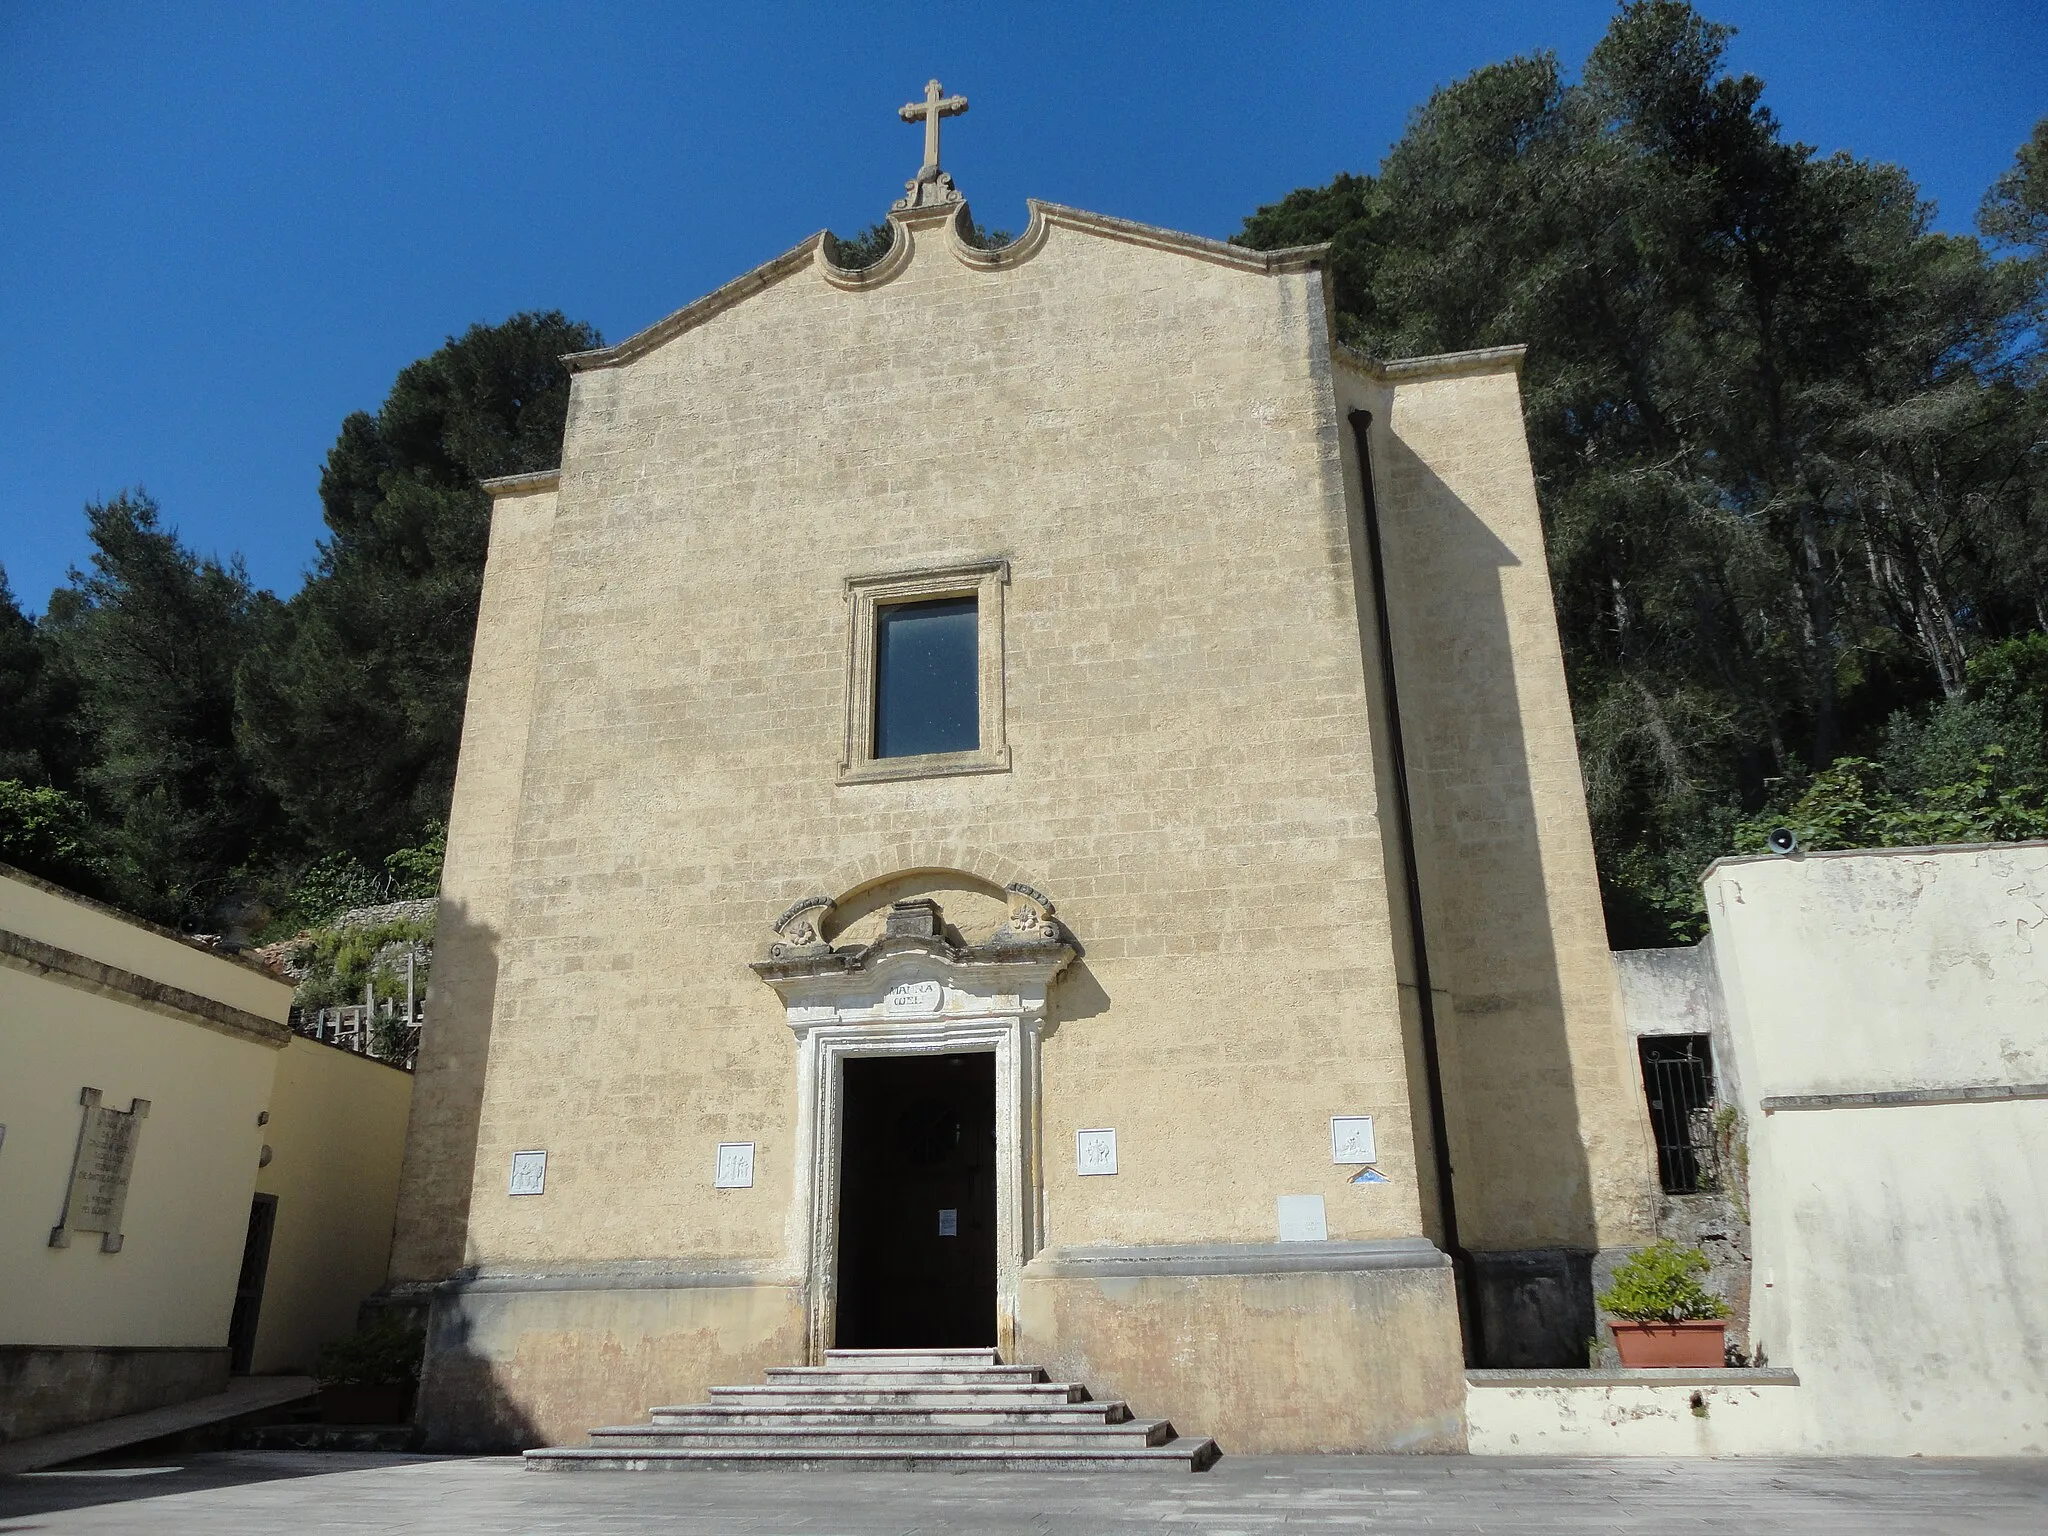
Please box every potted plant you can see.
[313,1314,426,1424]
[1597,1241,1731,1367]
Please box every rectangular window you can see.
[841,560,1009,784]
[874,597,979,758]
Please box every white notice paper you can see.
[714,1143,755,1189]
[938,1208,958,1236]
[1276,1194,1328,1242]
[508,1150,547,1196]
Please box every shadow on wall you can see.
[387,897,501,1287]
[415,1290,543,1453]
[386,895,541,1449]
[1370,428,1600,1367]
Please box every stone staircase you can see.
[524,1347,1219,1472]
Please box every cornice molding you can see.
[564,234,829,373]
[1332,342,1529,382]
[478,468,561,497]
[563,200,1331,374]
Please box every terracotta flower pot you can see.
[319,1383,416,1424]
[1608,1319,1727,1367]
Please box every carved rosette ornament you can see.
[768,895,835,959]
[994,881,1060,944]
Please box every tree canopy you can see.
[2,313,597,933]
[235,311,599,863]
[4,5,2043,948]
[1239,0,2048,942]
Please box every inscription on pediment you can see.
[883,980,944,1014]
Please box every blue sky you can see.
[3,1,2041,611]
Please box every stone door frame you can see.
[787,1003,1041,1363]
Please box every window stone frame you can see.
[840,559,1009,785]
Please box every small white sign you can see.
[1331,1115,1377,1165]
[508,1150,547,1196]
[714,1142,755,1189]
[1277,1193,1328,1242]
[1076,1127,1118,1176]
[937,1208,958,1236]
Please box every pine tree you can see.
[236,311,600,860]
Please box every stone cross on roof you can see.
[900,79,968,175]
[894,79,968,211]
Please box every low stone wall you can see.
[1466,1368,1802,1455]
[1016,1240,1466,1454]
[415,1270,805,1452]
[0,1345,229,1444]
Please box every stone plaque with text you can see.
[50,1088,149,1252]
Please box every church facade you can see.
[389,111,1658,1453]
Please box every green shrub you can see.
[0,780,106,893]
[312,1314,426,1387]
[1597,1240,1729,1323]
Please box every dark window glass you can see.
[875,596,978,758]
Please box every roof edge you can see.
[563,202,1330,375]
[1333,342,1528,381]
[0,861,292,988]
[566,233,829,373]
[1704,837,2048,880]
[1029,201,1329,275]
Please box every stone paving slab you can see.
[1,1450,2044,1533]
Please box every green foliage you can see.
[270,821,447,935]
[311,1313,426,1387]
[236,313,599,863]
[1979,116,2048,258]
[290,915,434,1012]
[1735,748,2048,853]
[34,494,282,925]
[381,821,447,898]
[0,780,105,892]
[1240,8,2048,944]
[1598,1240,1730,1322]
[0,568,78,787]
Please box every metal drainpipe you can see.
[1346,407,1486,1368]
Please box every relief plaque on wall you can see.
[49,1087,150,1252]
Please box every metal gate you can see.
[1638,1034,1716,1193]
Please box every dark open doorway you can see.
[228,1193,277,1374]
[835,1051,996,1348]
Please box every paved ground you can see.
[1,1451,2043,1533]
[0,1378,317,1475]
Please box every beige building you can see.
[0,865,413,1445]
[391,118,1659,1455]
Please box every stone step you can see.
[820,1347,1003,1369]
[649,1401,1132,1427]
[762,1365,1048,1387]
[587,1419,1178,1452]
[525,1437,1221,1473]
[708,1382,1089,1408]
[529,1355,1216,1475]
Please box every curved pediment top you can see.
[752,892,1072,1003]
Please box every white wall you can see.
[252,1037,414,1373]
[1706,842,2048,1456]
